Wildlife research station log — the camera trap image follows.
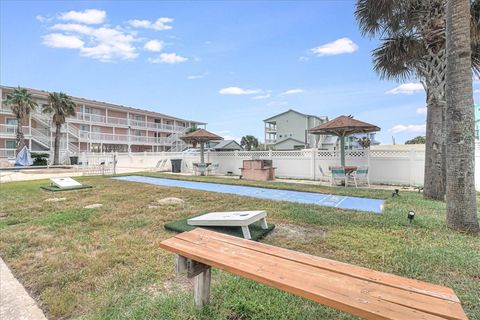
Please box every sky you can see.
[1,1,479,144]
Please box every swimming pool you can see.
[113,176,384,214]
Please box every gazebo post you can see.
[340,136,346,167]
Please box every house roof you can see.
[180,129,223,142]
[309,115,380,136]
[1,85,206,125]
[273,137,305,145]
[264,109,327,122]
[211,140,242,150]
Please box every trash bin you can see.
[170,159,182,173]
[70,156,78,165]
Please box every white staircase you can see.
[30,127,50,149]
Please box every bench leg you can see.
[241,226,252,239]
[260,217,268,230]
[194,268,211,308]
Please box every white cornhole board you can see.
[187,210,268,240]
[50,177,82,189]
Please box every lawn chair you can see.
[318,165,331,182]
[347,166,370,187]
[206,163,219,175]
[153,158,168,172]
[195,163,208,176]
[330,167,346,186]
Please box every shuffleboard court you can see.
[113,176,384,214]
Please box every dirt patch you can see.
[157,198,185,206]
[265,223,326,242]
[44,198,66,203]
[0,212,8,218]
[143,274,192,297]
[84,204,103,209]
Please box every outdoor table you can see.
[329,165,358,175]
[193,162,212,167]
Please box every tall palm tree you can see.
[445,0,479,233]
[42,92,77,165]
[355,0,480,201]
[241,135,259,151]
[5,87,38,154]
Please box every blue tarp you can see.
[15,146,33,166]
[113,176,385,214]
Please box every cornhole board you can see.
[41,177,92,192]
[187,210,268,240]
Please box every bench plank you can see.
[193,229,458,302]
[160,229,467,320]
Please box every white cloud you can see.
[219,87,261,95]
[390,124,426,134]
[252,93,271,100]
[51,23,93,34]
[416,106,428,115]
[128,17,173,31]
[144,40,164,52]
[42,33,84,49]
[474,89,480,93]
[59,9,106,25]
[148,52,187,64]
[281,88,304,95]
[386,83,424,95]
[310,37,358,56]
[43,26,138,61]
[266,101,289,108]
[187,72,208,80]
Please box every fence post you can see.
[269,149,273,160]
[409,149,415,186]
[113,152,117,175]
[311,148,317,180]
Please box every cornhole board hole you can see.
[187,210,268,240]
[41,177,92,192]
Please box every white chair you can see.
[207,163,219,175]
[153,158,168,172]
[347,166,370,187]
[330,167,347,187]
[318,165,331,182]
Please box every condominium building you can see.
[0,85,205,161]
[264,109,379,150]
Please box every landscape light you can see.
[408,210,415,224]
[392,189,400,197]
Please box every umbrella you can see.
[180,129,223,174]
[309,116,380,166]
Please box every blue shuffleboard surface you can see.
[113,176,384,214]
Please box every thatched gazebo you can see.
[180,129,223,165]
[309,116,380,166]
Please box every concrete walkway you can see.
[0,257,47,320]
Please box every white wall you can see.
[81,144,480,190]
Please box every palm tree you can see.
[241,135,259,151]
[5,87,38,154]
[445,0,479,233]
[355,0,480,201]
[42,92,77,165]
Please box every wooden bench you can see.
[160,229,467,320]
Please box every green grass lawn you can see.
[0,174,479,320]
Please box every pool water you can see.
[113,176,384,214]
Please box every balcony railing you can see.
[71,113,188,132]
[265,139,277,144]
[79,131,171,145]
[0,148,15,158]
[0,124,31,136]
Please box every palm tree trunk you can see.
[445,0,479,233]
[54,123,61,165]
[423,95,446,200]
[15,117,25,154]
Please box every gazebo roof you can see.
[309,115,380,136]
[180,129,223,142]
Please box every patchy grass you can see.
[0,174,479,319]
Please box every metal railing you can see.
[0,148,15,158]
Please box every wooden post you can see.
[194,268,211,308]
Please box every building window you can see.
[6,140,16,149]
[80,125,89,132]
[6,118,17,125]
[133,129,142,136]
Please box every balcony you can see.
[79,131,172,145]
[0,124,31,136]
[265,126,277,133]
[265,139,277,144]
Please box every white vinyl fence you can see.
[80,148,427,187]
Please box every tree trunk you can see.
[15,117,25,154]
[445,0,479,233]
[54,123,61,165]
[423,95,446,200]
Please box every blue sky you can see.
[1,1,479,144]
